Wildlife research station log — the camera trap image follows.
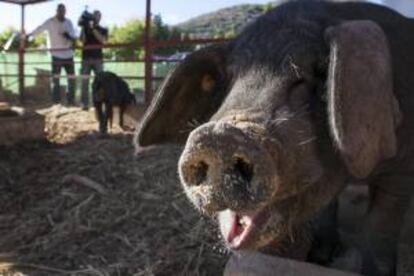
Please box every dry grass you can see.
[0,107,228,276]
[2,106,412,276]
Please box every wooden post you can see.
[144,0,152,107]
[18,3,26,104]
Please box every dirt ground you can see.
[0,106,413,276]
[0,107,228,276]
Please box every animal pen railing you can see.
[0,38,231,108]
[1,43,170,106]
[0,0,231,110]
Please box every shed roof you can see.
[0,0,51,5]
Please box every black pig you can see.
[92,71,136,134]
[136,1,414,275]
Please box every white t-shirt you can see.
[30,16,77,59]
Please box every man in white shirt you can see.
[28,3,77,105]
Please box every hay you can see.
[0,106,228,276]
[40,105,111,144]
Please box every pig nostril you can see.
[233,157,253,183]
[191,161,208,186]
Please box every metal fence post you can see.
[144,0,152,107]
[18,3,26,104]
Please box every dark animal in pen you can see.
[137,1,414,275]
[92,71,136,134]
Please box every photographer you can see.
[27,3,77,105]
[79,10,108,110]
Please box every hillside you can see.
[174,0,374,38]
[175,3,273,38]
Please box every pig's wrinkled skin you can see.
[136,1,414,275]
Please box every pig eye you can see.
[201,74,216,93]
[288,80,310,109]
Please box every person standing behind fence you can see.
[27,3,77,106]
[80,10,108,110]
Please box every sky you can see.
[0,0,411,34]
[0,0,272,32]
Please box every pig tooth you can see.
[238,217,248,228]
[241,215,254,226]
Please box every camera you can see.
[78,10,95,29]
[62,31,74,41]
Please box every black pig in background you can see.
[92,71,136,134]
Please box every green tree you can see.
[151,14,193,56]
[30,35,47,49]
[0,27,20,50]
[107,19,145,60]
[224,24,237,39]
[213,27,225,39]
[152,14,169,41]
[0,27,47,51]
[104,15,192,60]
[262,3,274,14]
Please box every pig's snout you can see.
[179,121,277,214]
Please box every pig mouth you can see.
[218,209,270,250]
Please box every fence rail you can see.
[1,38,231,105]
[0,0,233,107]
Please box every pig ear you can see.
[325,20,401,178]
[136,44,231,147]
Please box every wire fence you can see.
[0,36,231,107]
[0,49,176,104]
